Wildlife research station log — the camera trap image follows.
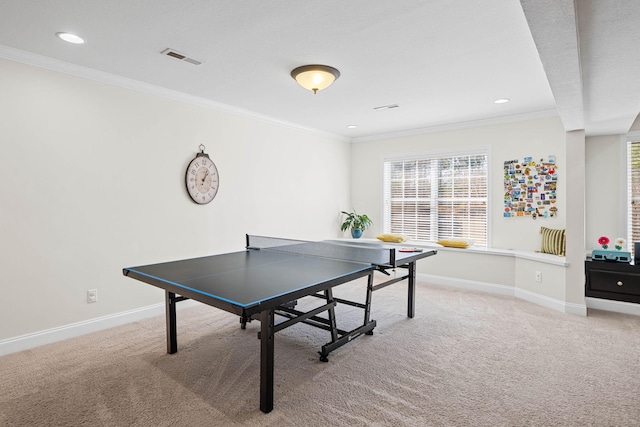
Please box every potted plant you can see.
[340,210,373,238]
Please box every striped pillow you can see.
[540,227,566,256]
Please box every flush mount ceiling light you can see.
[494,98,510,104]
[56,32,85,44]
[291,65,340,94]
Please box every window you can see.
[383,150,489,246]
[627,140,640,253]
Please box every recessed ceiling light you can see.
[494,98,510,104]
[346,125,358,129]
[56,32,85,44]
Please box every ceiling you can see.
[0,0,638,141]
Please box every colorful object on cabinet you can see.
[504,155,558,219]
[598,236,610,249]
[592,236,630,262]
[591,249,631,263]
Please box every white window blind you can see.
[627,141,640,254]
[383,150,488,245]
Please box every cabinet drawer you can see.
[588,269,640,296]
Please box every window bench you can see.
[338,238,568,267]
[422,244,567,266]
[334,238,578,314]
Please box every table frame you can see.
[124,245,435,413]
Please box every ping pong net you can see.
[246,235,396,267]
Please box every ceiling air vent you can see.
[160,48,202,66]
[373,104,399,110]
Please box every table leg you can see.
[166,291,178,354]
[364,271,374,325]
[364,272,375,336]
[260,308,275,413]
[325,288,338,343]
[408,262,416,318]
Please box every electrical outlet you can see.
[535,271,542,283]
[87,289,98,303]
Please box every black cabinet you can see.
[585,260,640,304]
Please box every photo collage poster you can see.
[504,155,558,219]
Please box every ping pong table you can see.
[122,235,437,413]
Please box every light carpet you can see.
[1,279,639,426]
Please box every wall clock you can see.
[185,144,219,204]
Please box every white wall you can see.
[564,130,586,306]
[349,116,568,293]
[3,53,632,349]
[0,58,350,341]
[585,134,626,248]
[350,116,566,245]
[348,116,597,312]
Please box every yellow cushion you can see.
[436,238,472,248]
[376,234,407,243]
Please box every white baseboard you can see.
[514,287,587,316]
[418,273,514,296]
[4,279,633,358]
[0,300,201,357]
[585,297,640,316]
[418,273,588,316]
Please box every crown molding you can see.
[0,44,350,143]
[350,109,560,143]
[626,130,640,141]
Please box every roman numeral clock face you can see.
[186,152,219,204]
